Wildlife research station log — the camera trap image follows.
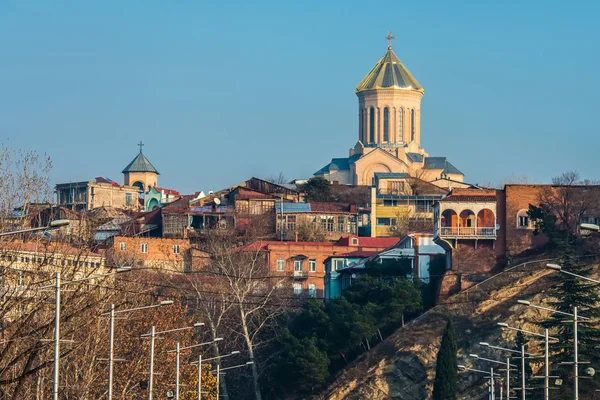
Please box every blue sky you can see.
[1,1,599,193]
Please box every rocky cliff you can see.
[318,256,599,400]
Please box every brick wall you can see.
[110,236,192,272]
[504,185,549,257]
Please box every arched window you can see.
[410,109,415,141]
[359,109,364,142]
[369,107,375,143]
[383,107,389,142]
[398,108,404,142]
[517,209,532,229]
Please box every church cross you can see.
[138,141,144,153]
[386,31,395,49]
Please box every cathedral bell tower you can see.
[356,32,424,149]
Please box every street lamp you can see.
[458,364,500,399]
[546,263,600,284]
[141,323,205,400]
[518,300,590,400]
[100,300,174,400]
[209,361,254,400]
[479,341,536,400]
[0,219,70,237]
[40,267,131,400]
[188,350,239,400]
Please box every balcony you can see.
[292,270,308,279]
[436,226,496,239]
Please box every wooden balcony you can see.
[436,226,496,239]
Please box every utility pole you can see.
[574,307,579,400]
[52,273,61,400]
[197,354,202,400]
[544,329,549,400]
[491,367,495,400]
[108,304,115,400]
[506,357,510,399]
[148,326,156,400]
[175,342,180,400]
[521,345,526,400]
[216,364,220,400]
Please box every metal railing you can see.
[292,270,308,279]
[437,226,496,237]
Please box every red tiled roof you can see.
[439,195,497,202]
[333,250,379,258]
[309,202,357,213]
[336,236,400,247]
[155,187,180,196]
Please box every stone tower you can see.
[122,143,159,191]
[356,35,424,149]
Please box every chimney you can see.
[295,231,299,242]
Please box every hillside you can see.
[317,256,600,400]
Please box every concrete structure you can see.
[55,180,140,211]
[370,173,447,237]
[315,34,464,186]
[144,187,180,211]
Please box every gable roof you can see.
[122,151,159,174]
[423,157,463,175]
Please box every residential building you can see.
[370,172,447,237]
[275,202,359,240]
[107,235,197,273]
[314,36,464,186]
[238,236,399,299]
[55,179,141,211]
[324,232,445,301]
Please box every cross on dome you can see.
[386,31,395,49]
[138,141,144,153]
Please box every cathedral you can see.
[314,34,464,186]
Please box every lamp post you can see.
[479,341,535,399]
[41,267,131,400]
[141,323,205,400]
[497,322,557,400]
[100,300,174,400]
[167,338,224,400]
[210,361,254,399]
[518,300,590,400]
[580,223,600,232]
[0,219,70,237]
[458,365,500,399]
[189,351,240,400]
[546,263,600,284]
[469,354,517,400]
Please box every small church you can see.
[314,33,464,186]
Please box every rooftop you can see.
[122,150,159,175]
[356,45,423,93]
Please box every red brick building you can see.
[240,236,399,298]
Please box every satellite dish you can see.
[214,198,221,205]
[351,274,356,278]
[496,224,501,231]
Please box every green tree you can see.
[432,319,458,400]
[272,330,330,395]
[303,177,333,202]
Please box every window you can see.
[320,216,335,232]
[286,215,296,231]
[173,244,180,254]
[383,107,389,141]
[120,242,127,251]
[416,200,431,213]
[517,210,531,229]
[276,258,285,272]
[294,260,303,271]
[383,200,398,207]
[308,284,317,298]
[293,283,302,296]
[125,193,132,206]
[386,181,405,194]
[351,238,358,245]
[369,107,375,142]
[410,109,415,141]
[377,218,397,226]
[398,108,404,141]
[333,259,345,271]
[17,271,24,286]
[309,259,317,272]
[140,243,148,253]
[337,216,345,232]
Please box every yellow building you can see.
[315,33,464,186]
[370,172,447,237]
